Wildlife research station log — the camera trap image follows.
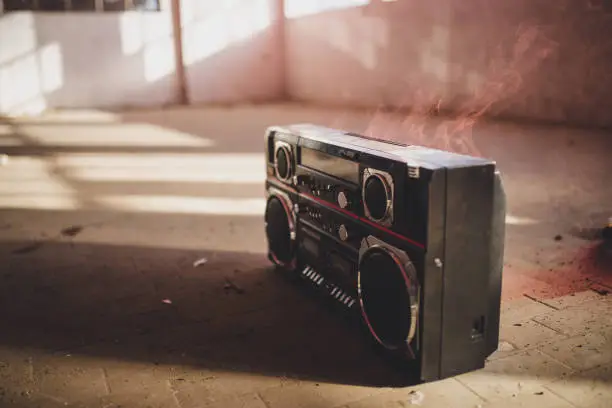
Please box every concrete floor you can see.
[0,104,610,408]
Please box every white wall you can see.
[284,0,612,128]
[0,0,284,115]
[180,0,285,104]
[3,0,610,128]
[284,0,452,111]
[0,11,178,114]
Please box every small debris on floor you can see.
[162,299,173,304]
[193,257,208,267]
[407,390,425,405]
[554,234,563,241]
[224,278,245,294]
[12,242,43,254]
[513,323,522,327]
[498,341,516,352]
[61,225,84,237]
[534,391,544,395]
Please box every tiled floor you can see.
[0,104,610,407]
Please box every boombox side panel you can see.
[420,169,447,382]
[439,164,496,379]
[486,171,506,356]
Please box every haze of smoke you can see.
[361,22,559,157]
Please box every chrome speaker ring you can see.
[362,168,394,226]
[264,189,296,268]
[274,142,293,184]
[357,238,419,355]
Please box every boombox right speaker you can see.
[263,124,506,382]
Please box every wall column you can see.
[170,0,188,104]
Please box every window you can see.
[1,0,161,12]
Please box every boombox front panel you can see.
[263,125,505,382]
[296,135,431,248]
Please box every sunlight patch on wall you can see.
[284,0,369,19]
[120,11,174,56]
[38,43,64,93]
[143,36,176,82]
[0,12,37,65]
[119,11,176,82]
[120,13,146,55]
[0,41,64,115]
[0,14,66,114]
[0,52,41,113]
[182,0,273,66]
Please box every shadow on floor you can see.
[0,238,419,388]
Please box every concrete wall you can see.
[0,11,178,114]
[0,0,284,115]
[285,0,612,128]
[180,0,285,104]
[2,0,611,128]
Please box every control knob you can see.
[337,191,349,209]
[338,224,349,241]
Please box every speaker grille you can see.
[358,246,416,350]
[363,174,389,220]
[274,143,293,182]
[275,148,289,179]
[265,196,294,265]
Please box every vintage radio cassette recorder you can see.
[263,124,506,382]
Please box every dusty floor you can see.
[0,104,610,407]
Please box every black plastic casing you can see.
[264,124,506,382]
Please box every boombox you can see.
[263,124,506,382]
